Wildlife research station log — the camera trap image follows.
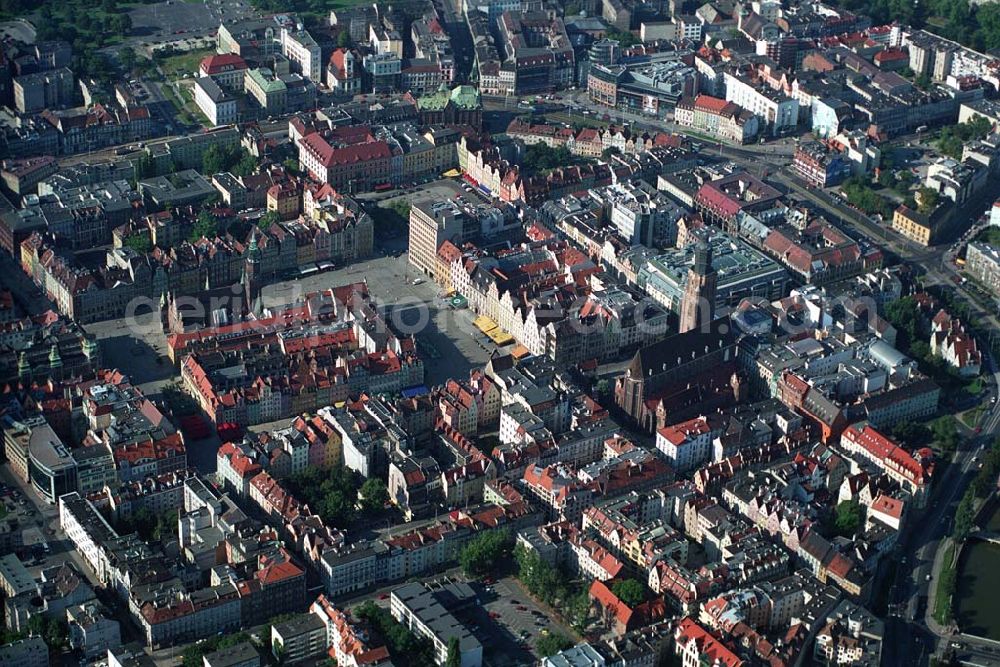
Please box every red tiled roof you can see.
[841,423,929,485]
[693,94,730,113]
[658,416,713,446]
[874,48,908,63]
[870,492,903,519]
[256,553,303,585]
[674,617,744,667]
[300,134,392,168]
[200,53,248,74]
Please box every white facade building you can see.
[655,416,717,472]
[723,72,799,136]
[280,28,322,81]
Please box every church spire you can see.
[48,344,63,370]
[243,228,262,317]
[679,235,717,333]
[17,352,30,379]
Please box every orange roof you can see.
[675,617,744,667]
[658,416,713,446]
[693,94,731,114]
[841,423,929,485]
[870,492,904,520]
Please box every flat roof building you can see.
[0,553,36,598]
[26,420,77,504]
[637,230,787,313]
[203,642,260,667]
[270,614,326,665]
[0,636,48,667]
[390,581,483,667]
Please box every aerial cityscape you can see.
[1,0,1000,665]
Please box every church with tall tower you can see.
[243,229,262,317]
[679,239,717,333]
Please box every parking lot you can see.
[457,575,578,666]
[128,0,253,43]
[0,466,104,590]
[347,572,576,667]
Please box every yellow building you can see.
[891,205,941,246]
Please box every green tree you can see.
[523,144,579,172]
[360,478,389,512]
[387,199,411,219]
[841,177,891,217]
[566,588,591,631]
[917,186,940,214]
[894,170,915,194]
[131,506,157,540]
[153,509,178,541]
[459,528,512,578]
[446,637,460,667]
[0,627,25,644]
[355,601,436,667]
[232,151,259,178]
[611,578,646,607]
[831,500,863,538]
[190,210,219,241]
[285,466,362,527]
[337,29,352,48]
[283,158,299,174]
[258,210,280,230]
[119,45,137,73]
[181,633,250,667]
[202,144,227,175]
[877,169,897,189]
[515,545,566,605]
[536,633,574,657]
[892,421,931,447]
[936,557,957,624]
[936,116,993,158]
[605,27,640,47]
[0,0,27,14]
[953,490,975,542]
[110,12,132,36]
[79,50,112,82]
[931,415,960,458]
[123,235,152,254]
[594,378,610,399]
[885,296,921,352]
[27,616,68,651]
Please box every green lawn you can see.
[323,0,377,9]
[163,82,209,128]
[961,404,986,429]
[543,112,610,130]
[933,542,956,625]
[156,47,215,81]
